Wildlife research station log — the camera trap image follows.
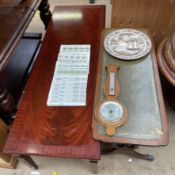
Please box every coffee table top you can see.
[4,5,105,160]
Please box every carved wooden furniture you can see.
[0,0,51,122]
[3,5,105,173]
[111,0,175,48]
[92,29,168,159]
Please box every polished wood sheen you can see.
[157,34,175,86]
[0,0,51,70]
[4,6,105,160]
[38,0,51,28]
[157,33,175,109]
[0,0,51,120]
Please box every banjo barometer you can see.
[95,64,128,136]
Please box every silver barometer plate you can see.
[99,101,123,123]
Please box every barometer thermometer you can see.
[95,64,128,136]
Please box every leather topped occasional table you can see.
[92,28,169,160]
[3,5,105,173]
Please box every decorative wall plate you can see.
[104,29,152,60]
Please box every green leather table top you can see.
[92,29,168,146]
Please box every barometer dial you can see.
[99,101,123,122]
[95,64,128,136]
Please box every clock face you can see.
[99,101,123,123]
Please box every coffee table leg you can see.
[101,144,154,161]
[15,155,38,169]
[132,149,154,161]
[90,160,98,174]
[38,0,52,29]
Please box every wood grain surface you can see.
[164,38,175,72]
[157,35,175,86]
[3,6,105,160]
[0,0,38,7]
[157,33,175,109]
[111,0,175,48]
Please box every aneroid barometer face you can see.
[99,101,123,123]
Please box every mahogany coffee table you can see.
[3,5,105,173]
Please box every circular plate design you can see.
[104,29,152,60]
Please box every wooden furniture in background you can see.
[111,0,175,48]
[38,0,52,28]
[0,33,42,103]
[0,33,42,125]
[0,0,51,69]
[0,0,51,122]
[0,119,17,168]
[157,33,175,109]
[3,5,105,173]
[157,33,175,86]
